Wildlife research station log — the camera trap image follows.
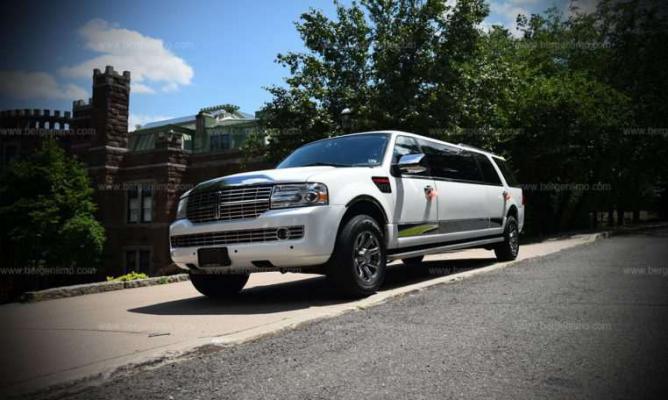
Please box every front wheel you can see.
[189,272,249,299]
[494,216,520,261]
[327,214,386,297]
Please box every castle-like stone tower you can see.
[91,66,130,148]
[72,66,130,148]
[71,66,130,184]
[70,66,132,270]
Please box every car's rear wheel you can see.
[494,216,520,261]
[189,272,249,298]
[327,214,386,297]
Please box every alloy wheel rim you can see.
[353,230,381,283]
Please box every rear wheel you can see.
[189,273,249,298]
[327,214,386,297]
[495,216,519,261]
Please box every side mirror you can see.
[397,153,427,174]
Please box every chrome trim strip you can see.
[171,225,304,248]
[398,218,491,237]
[387,237,504,260]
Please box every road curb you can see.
[20,274,190,303]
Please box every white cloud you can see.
[568,0,598,16]
[507,0,540,5]
[489,1,531,37]
[128,113,172,131]
[59,19,194,94]
[133,83,156,94]
[442,0,458,17]
[0,70,87,100]
[161,82,179,92]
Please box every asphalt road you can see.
[42,229,668,399]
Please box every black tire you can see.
[327,214,387,297]
[495,215,520,261]
[402,255,424,266]
[189,272,249,298]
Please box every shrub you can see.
[106,271,149,282]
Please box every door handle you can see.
[424,185,437,200]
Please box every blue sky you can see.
[0,0,588,129]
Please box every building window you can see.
[128,186,139,223]
[127,184,153,223]
[125,249,151,274]
[221,134,231,149]
[142,185,153,222]
[182,134,192,151]
[129,133,156,152]
[210,133,231,151]
[231,131,247,149]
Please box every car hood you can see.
[191,166,336,193]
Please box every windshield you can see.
[277,133,390,168]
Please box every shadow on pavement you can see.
[383,257,497,289]
[128,257,498,316]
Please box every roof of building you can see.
[138,105,255,131]
[142,115,197,129]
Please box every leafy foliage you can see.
[0,139,105,269]
[106,271,149,282]
[257,0,668,234]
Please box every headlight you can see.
[270,183,328,209]
[176,196,188,220]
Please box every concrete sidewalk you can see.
[0,233,605,398]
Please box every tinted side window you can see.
[474,153,502,185]
[418,140,482,182]
[392,135,421,164]
[493,158,520,186]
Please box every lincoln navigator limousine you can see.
[170,131,524,297]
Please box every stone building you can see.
[0,66,268,277]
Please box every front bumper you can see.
[169,205,346,273]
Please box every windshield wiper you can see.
[301,162,353,167]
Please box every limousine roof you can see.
[344,130,506,160]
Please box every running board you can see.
[387,237,504,260]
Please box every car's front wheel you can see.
[327,214,386,297]
[494,215,520,261]
[189,272,249,298]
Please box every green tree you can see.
[257,1,371,162]
[584,0,668,221]
[256,0,491,161]
[257,0,668,233]
[511,1,668,228]
[0,139,105,271]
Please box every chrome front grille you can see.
[186,185,273,223]
[170,226,304,248]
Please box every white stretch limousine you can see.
[170,131,524,297]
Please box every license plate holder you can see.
[198,247,231,267]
